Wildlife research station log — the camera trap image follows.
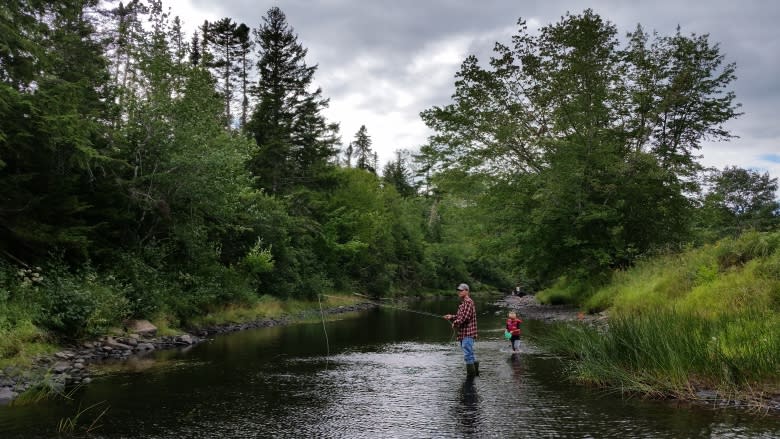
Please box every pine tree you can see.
[0,0,114,259]
[169,16,186,64]
[235,23,252,129]
[343,142,354,168]
[106,0,147,114]
[246,6,339,194]
[204,17,245,127]
[382,150,416,197]
[189,31,201,66]
[351,125,374,173]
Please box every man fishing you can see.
[443,283,479,378]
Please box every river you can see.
[1,298,779,438]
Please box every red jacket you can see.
[506,317,522,336]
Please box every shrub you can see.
[38,263,130,338]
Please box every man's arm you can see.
[452,302,471,326]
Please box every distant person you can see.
[506,311,523,353]
[443,283,479,378]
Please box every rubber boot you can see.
[474,361,480,377]
[466,363,476,378]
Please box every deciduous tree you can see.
[419,10,741,285]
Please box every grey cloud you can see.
[176,0,780,175]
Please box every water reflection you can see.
[457,377,481,435]
[509,352,523,382]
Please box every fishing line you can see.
[317,293,330,370]
[351,293,453,319]
[350,293,458,342]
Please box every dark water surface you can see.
[2,298,780,438]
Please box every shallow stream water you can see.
[1,298,779,438]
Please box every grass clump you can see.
[537,311,780,398]
[0,321,57,368]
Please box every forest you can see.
[1,0,778,357]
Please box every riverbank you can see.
[494,294,780,414]
[0,298,376,406]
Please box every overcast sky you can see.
[164,0,780,181]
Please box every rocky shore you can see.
[495,293,607,325]
[0,302,376,405]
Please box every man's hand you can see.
[443,314,453,320]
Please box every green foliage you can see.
[0,1,482,356]
[0,320,51,363]
[539,231,780,396]
[583,232,780,314]
[713,230,780,270]
[696,167,779,239]
[246,6,339,194]
[321,168,411,295]
[0,1,115,260]
[12,373,70,406]
[382,150,417,198]
[39,262,130,338]
[110,249,173,318]
[537,277,599,306]
[419,9,740,288]
[243,240,275,274]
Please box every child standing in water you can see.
[506,311,522,353]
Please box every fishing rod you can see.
[351,292,450,319]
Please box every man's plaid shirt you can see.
[452,296,478,340]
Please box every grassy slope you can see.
[533,231,780,401]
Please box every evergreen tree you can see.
[0,0,114,259]
[203,17,244,127]
[189,31,201,66]
[343,142,354,168]
[169,16,186,63]
[246,6,339,194]
[382,150,416,197]
[106,0,147,114]
[235,23,252,129]
[351,125,375,173]
[198,20,213,67]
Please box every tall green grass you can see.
[534,230,780,399]
[538,311,780,397]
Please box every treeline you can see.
[0,1,508,341]
[0,2,777,343]
[418,9,778,298]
